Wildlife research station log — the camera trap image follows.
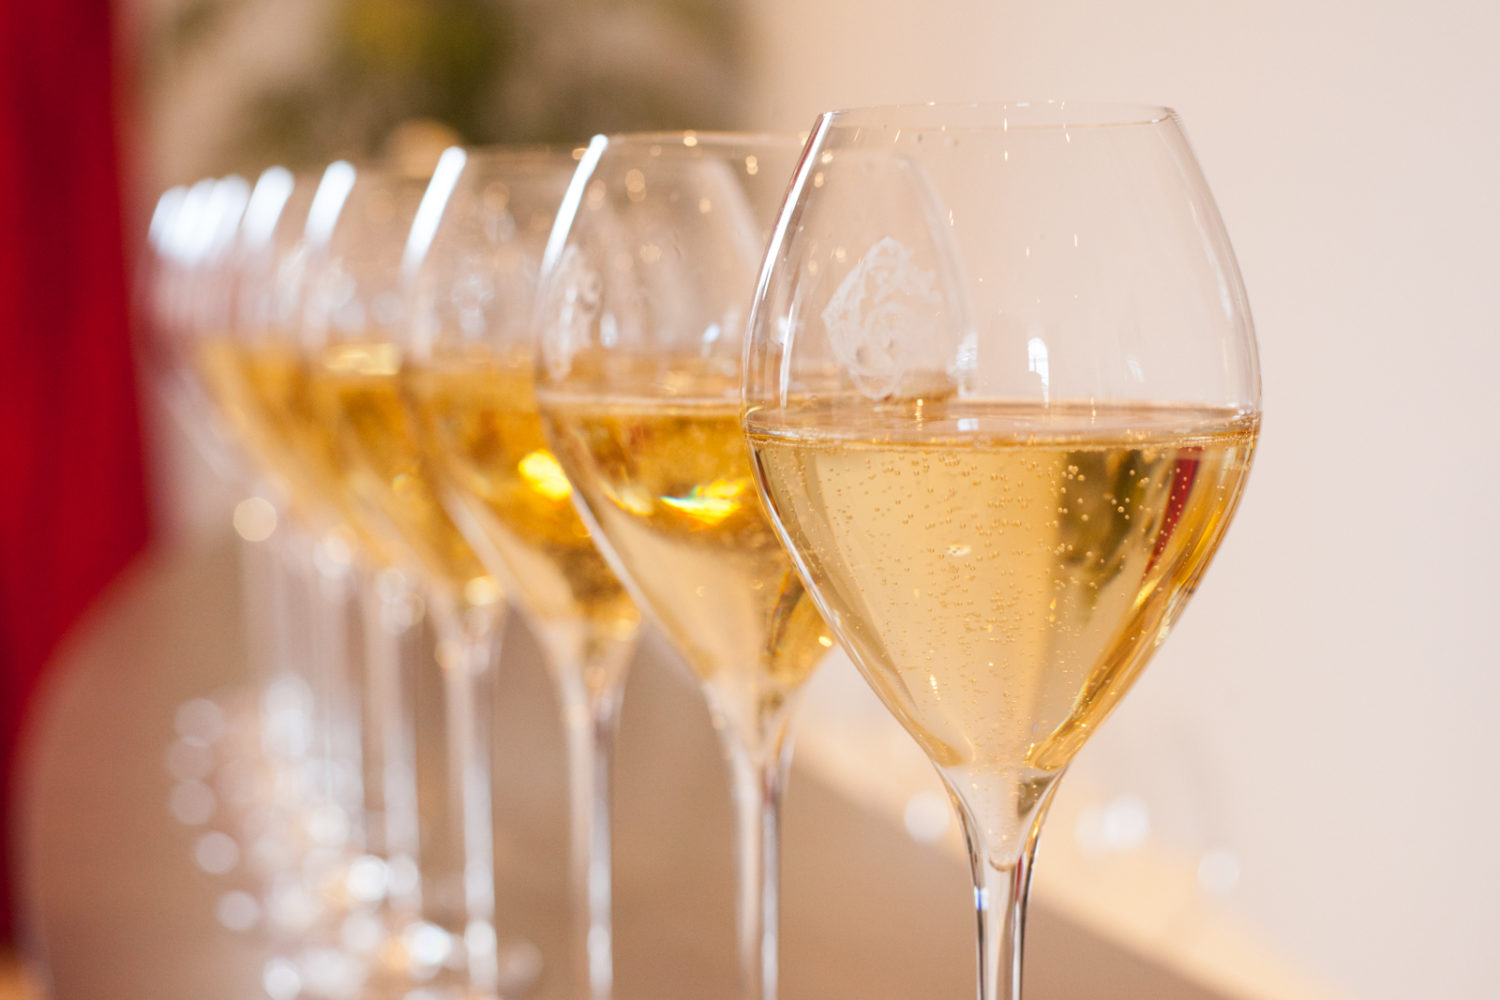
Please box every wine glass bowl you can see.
[301,162,501,616]
[533,131,827,1000]
[197,168,356,537]
[536,132,819,742]
[402,146,639,688]
[747,102,1258,412]
[743,101,1261,1000]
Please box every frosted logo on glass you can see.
[822,236,945,399]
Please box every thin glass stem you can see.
[555,661,626,1000]
[236,518,310,928]
[301,533,363,848]
[954,778,1060,1000]
[268,523,363,848]
[723,715,795,1000]
[240,517,323,783]
[237,522,293,760]
[357,569,423,918]
[243,516,369,956]
[431,601,505,998]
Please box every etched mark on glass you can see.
[822,236,946,398]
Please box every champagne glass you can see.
[401,146,641,1000]
[235,165,450,957]
[299,160,510,998]
[171,167,421,1000]
[154,173,353,860]
[147,175,318,892]
[147,170,380,994]
[742,101,1261,1000]
[215,165,424,966]
[533,132,826,1000]
[207,168,366,802]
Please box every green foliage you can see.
[145,0,745,175]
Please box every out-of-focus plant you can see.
[141,0,744,178]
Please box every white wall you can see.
[742,3,1500,998]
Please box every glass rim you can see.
[819,99,1179,131]
[449,142,593,166]
[591,129,807,152]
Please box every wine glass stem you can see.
[725,720,794,1000]
[558,668,626,1000]
[238,521,294,759]
[255,523,363,839]
[961,782,1058,1000]
[303,537,364,845]
[433,603,506,996]
[358,574,422,915]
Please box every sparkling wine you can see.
[306,343,496,603]
[197,337,312,502]
[405,357,638,655]
[747,402,1257,788]
[541,388,832,723]
[199,337,396,560]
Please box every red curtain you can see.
[0,0,151,943]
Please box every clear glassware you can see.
[146,174,334,856]
[298,159,510,999]
[216,166,423,978]
[143,171,379,993]
[213,167,360,800]
[401,145,640,1000]
[742,101,1262,1000]
[146,168,386,1000]
[533,132,825,1000]
[145,175,251,484]
[144,177,299,896]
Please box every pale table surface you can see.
[13,537,1247,1000]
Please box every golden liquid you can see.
[197,338,309,500]
[405,358,639,646]
[306,343,496,604]
[541,392,832,725]
[747,402,1257,787]
[198,337,395,563]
